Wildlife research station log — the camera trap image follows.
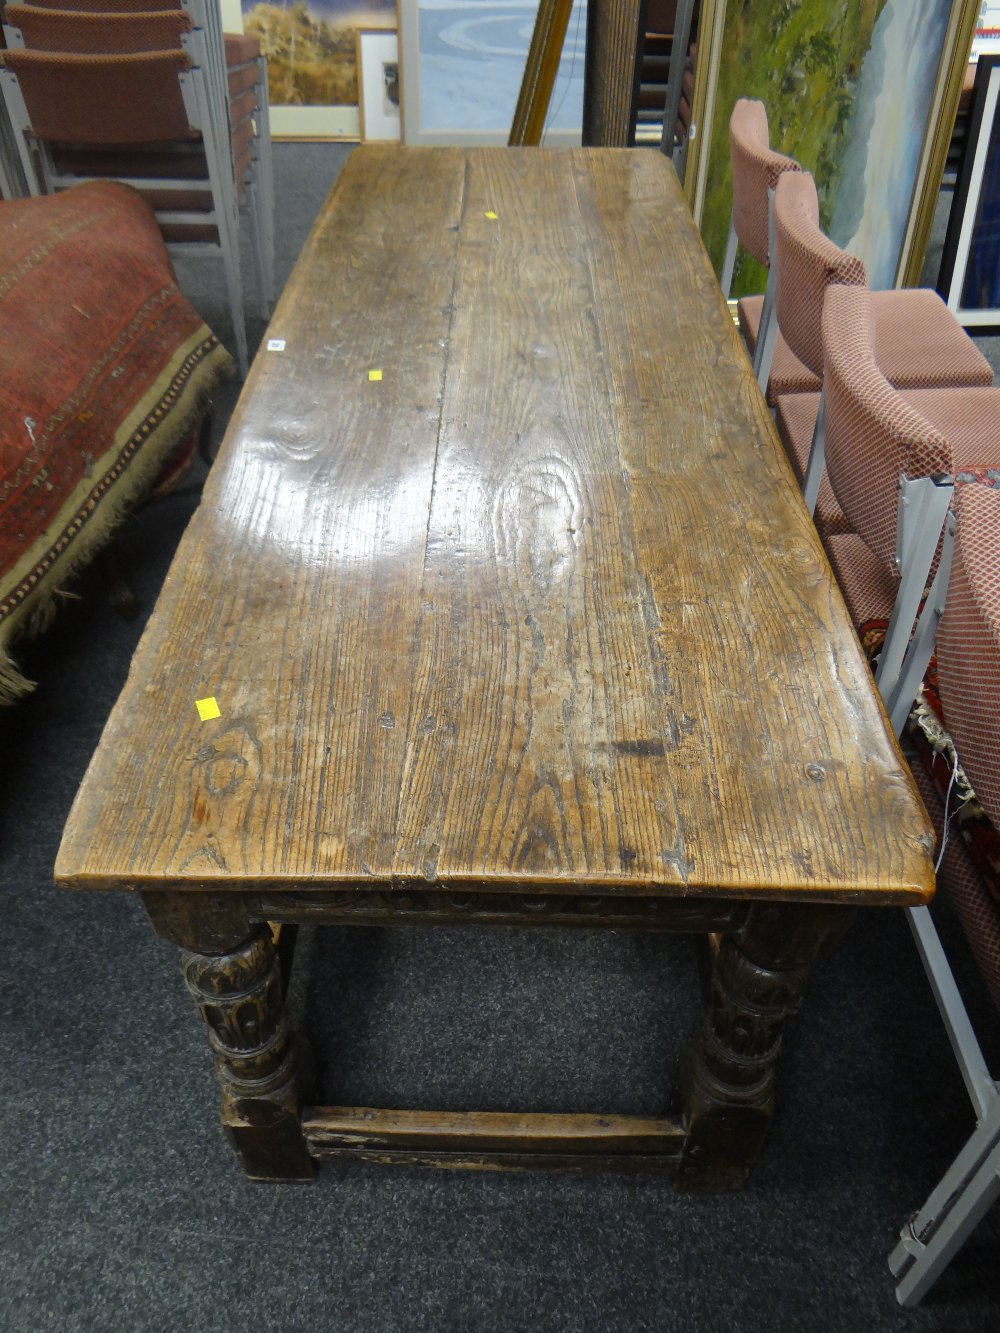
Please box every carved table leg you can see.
[142,892,314,1181]
[676,901,855,1192]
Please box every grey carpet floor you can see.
[1,145,1000,1332]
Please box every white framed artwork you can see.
[357,29,401,141]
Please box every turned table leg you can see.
[142,892,314,1181]
[676,901,854,1192]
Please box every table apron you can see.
[246,889,750,933]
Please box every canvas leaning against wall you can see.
[398,0,588,145]
[692,0,974,295]
[243,0,396,138]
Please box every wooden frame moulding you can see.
[509,0,575,145]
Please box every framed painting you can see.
[972,0,1000,56]
[684,0,981,294]
[938,54,1000,324]
[357,28,401,141]
[242,1,397,139]
[397,0,588,145]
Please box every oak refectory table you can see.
[55,147,934,1190]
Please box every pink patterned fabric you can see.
[823,531,894,632]
[821,285,953,576]
[894,390,1000,465]
[773,172,867,376]
[937,485,1000,826]
[870,289,994,389]
[737,295,821,403]
[766,290,990,418]
[773,392,852,536]
[729,99,801,267]
[767,289,991,524]
[772,175,991,388]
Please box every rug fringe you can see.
[0,339,232,703]
[0,647,36,704]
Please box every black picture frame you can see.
[938,54,1000,327]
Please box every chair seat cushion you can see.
[738,294,820,405]
[740,287,993,409]
[896,387,1000,467]
[0,181,232,701]
[871,289,994,390]
[773,391,852,537]
[227,61,259,99]
[224,33,261,69]
[823,531,895,650]
[230,87,257,131]
[52,118,256,221]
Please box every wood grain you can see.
[303,1106,684,1174]
[55,147,934,905]
[582,0,645,147]
[303,1106,683,1154]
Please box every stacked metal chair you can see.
[818,283,999,715]
[763,170,993,537]
[725,102,993,439]
[817,282,1000,1305]
[887,483,1000,1306]
[728,97,1000,1305]
[723,98,813,403]
[0,0,272,375]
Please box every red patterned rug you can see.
[0,180,233,701]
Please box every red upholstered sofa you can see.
[0,178,232,701]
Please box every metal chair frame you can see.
[1,2,273,373]
[872,484,1000,1306]
[722,189,780,386]
[180,0,274,307]
[720,181,782,395]
[659,0,696,176]
[747,187,779,389]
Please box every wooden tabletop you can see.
[56,147,934,904]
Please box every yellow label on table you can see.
[195,696,221,722]
[368,369,382,382]
[484,211,498,220]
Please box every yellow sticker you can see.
[195,696,221,722]
[368,369,382,382]
[484,211,498,220]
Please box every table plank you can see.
[55,147,934,903]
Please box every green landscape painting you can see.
[700,0,954,294]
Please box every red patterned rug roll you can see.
[0,179,233,702]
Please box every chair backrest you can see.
[1,47,196,144]
[937,482,1000,826]
[728,98,800,268]
[821,283,951,578]
[4,6,192,53]
[773,170,866,377]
